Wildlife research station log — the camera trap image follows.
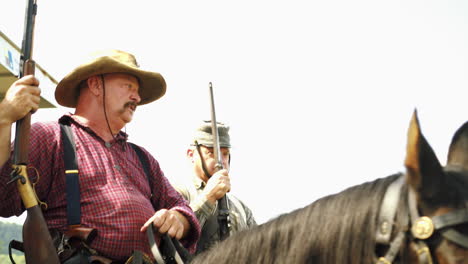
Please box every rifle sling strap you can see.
[194,142,212,178]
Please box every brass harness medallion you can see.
[411,216,434,240]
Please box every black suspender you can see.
[60,123,81,227]
[130,143,153,198]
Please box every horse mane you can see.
[191,174,402,264]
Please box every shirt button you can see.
[105,142,112,148]
[114,165,121,171]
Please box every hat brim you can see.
[55,56,166,107]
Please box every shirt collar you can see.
[60,113,129,142]
[193,175,206,190]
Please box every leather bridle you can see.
[375,175,468,264]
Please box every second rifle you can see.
[208,82,230,241]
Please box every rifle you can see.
[8,0,60,263]
[208,82,230,241]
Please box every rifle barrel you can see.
[209,82,223,168]
[208,82,230,240]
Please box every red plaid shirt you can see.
[0,114,200,261]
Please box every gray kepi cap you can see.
[193,120,231,148]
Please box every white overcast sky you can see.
[1,0,468,226]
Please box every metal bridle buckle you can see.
[411,216,434,240]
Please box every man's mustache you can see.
[124,101,138,110]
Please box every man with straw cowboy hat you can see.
[0,49,200,263]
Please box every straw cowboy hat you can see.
[55,49,166,107]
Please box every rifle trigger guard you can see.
[29,166,48,210]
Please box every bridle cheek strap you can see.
[376,176,434,264]
[407,189,434,264]
[375,175,409,264]
[376,176,405,245]
[410,241,433,264]
[376,231,406,264]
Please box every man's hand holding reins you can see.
[141,209,190,240]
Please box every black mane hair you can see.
[191,174,401,264]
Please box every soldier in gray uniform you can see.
[174,120,256,254]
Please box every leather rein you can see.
[375,175,468,264]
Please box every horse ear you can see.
[404,109,444,200]
[447,121,468,171]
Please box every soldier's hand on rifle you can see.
[141,209,190,240]
[203,169,231,204]
[0,75,40,124]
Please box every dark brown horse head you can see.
[404,109,468,263]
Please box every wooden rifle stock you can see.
[208,82,230,241]
[9,0,60,263]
